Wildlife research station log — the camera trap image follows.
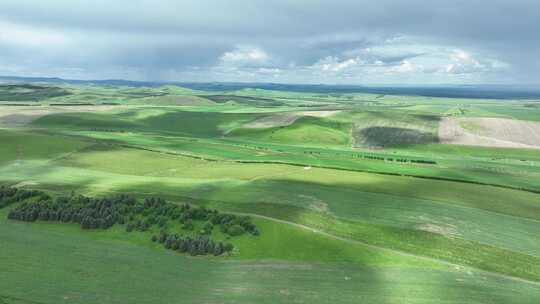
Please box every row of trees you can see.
[8,194,135,229]
[0,186,44,209]
[301,151,438,165]
[153,232,233,256]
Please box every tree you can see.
[188,240,198,256]
[214,242,224,256]
[182,219,194,231]
[201,222,213,235]
[224,243,234,253]
[226,225,245,236]
[178,239,188,253]
[159,232,168,243]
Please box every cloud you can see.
[219,46,270,67]
[313,56,362,72]
[0,21,68,47]
[390,60,418,73]
[0,0,537,84]
[444,49,509,75]
[294,40,511,84]
[257,68,281,75]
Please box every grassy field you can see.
[3,205,540,304]
[1,83,539,303]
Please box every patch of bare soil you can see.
[0,113,45,126]
[300,110,341,118]
[438,117,540,149]
[298,194,329,213]
[416,223,460,238]
[243,110,341,129]
[243,113,300,128]
[0,105,122,127]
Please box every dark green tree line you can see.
[5,187,259,257]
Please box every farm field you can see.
[1,83,540,303]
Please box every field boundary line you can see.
[116,142,540,195]
[230,211,540,287]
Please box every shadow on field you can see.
[354,126,438,148]
[138,110,261,138]
[93,179,392,303]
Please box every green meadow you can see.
[1,83,539,303]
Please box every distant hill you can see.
[1,75,540,100]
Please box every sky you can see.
[0,0,539,85]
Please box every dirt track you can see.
[439,117,540,149]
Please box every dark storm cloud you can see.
[0,0,538,83]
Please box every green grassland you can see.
[5,207,540,304]
[229,116,352,147]
[1,84,540,303]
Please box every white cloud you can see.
[313,56,363,72]
[444,49,508,74]
[451,49,473,62]
[257,67,281,74]
[0,21,69,47]
[296,39,511,84]
[219,45,270,67]
[390,60,418,73]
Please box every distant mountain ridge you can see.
[1,75,539,100]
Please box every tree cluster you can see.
[8,194,135,229]
[0,186,44,209]
[7,190,259,257]
[410,159,437,165]
[362,155,437,165]
[153,232,233,256]
[210,213,260,236]
[127,197,260,237]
